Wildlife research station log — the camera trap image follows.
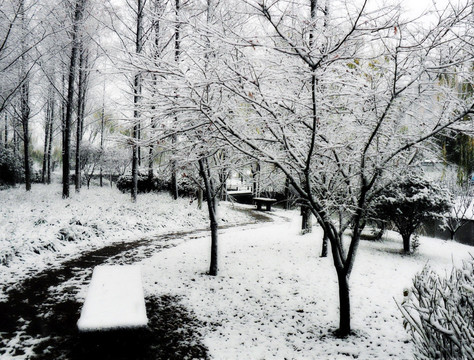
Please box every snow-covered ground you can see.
[2,184,473,359]
[0,184,255,299]
[140,211,473,359]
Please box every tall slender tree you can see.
[131,0,144,202]
[63,0,86,198]
[74,43,89,192]
[169,0,181,200]
[19,0,31,191]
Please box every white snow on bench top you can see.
[77,265,148,331]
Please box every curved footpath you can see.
[0,208,285,360]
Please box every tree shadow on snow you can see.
[27,295,209,360]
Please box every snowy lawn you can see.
[141,211,474,359]
[0,183,256,299]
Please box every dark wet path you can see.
[0,209,274,359]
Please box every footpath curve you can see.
[0,207,285,360]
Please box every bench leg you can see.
[266,203,271,211]
[256,203,262,211]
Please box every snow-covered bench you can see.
[253,197,277,211]
[77,265,148,332]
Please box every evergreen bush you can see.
[374,175,450,253]
[116,174,163,193]
[398,258,474,360]
[0,147,22,187]
[116,173,197,196]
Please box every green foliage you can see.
[438,131,474,185]
[398,258,474,360]
[0,146,22,187]
[30,147,43,164]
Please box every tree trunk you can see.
[284,176,291,210]
[99,95,105,187]
[42,98,51,184]
[147,144,154,181]
[197,187,203,210]
[321,231,328,257]
[147,0,161,182]
[21,81,31,191]
[63,0,85,198]
[170,0,180,201]
[402,234,411,253]
[171,158,178,199]
[4,113,7,148]
[47,104,53,184]
[301,205,312,233]
[199,157,218,276]
[13,123,18,155]
[132,0,144,202]
[75,43,87,193]
[19,0,30,191]
[131,132,138,202]
[336,270,351,337]
[74,80,82,191]
[448,227,456,241]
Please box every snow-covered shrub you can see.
[374,175,450,253]
[116,173,198,196]
[0,147,22,187]
[116,174,164,193]
[398,258,474,360]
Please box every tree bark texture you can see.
[337,271,351,337]
[170,0,180,200]
[21,80,30,191]
[42,99,51,184]
[4,113,7,147]
[19,0,30,191]
[132,0,144,202]
[402,234,411,253]
[321,231,328,257]
[63,0,85,198]
[284,176,291,210]
[199,157,218,276]
[301,206,312,233]
[75,43,86,193]
[47,103,53,184]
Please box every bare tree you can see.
[130,0,145,202]
[74,43,90,192]
[62,0,87,198]
[442,184,473,240]
[176,0,474,336]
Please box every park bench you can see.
[77,265,148,332]
[253,197,277,211]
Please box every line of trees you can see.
[0,0,123,194]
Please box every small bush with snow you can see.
[374,175,450,253]
[0,147,23,187]
[398,257,474,360]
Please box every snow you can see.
[140,210,473,359]
[1,184,473,358]
[0,184,257,300]
[77,265,148,331]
